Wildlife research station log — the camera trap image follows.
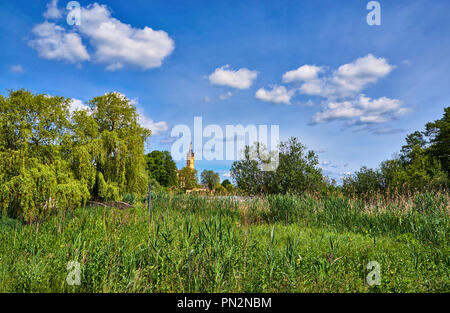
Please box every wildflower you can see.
[296,255,302,266]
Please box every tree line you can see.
[1,89,447,222]
[230,107,449,196]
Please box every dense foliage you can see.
[145,150,178,187]
[231,137,324,195]
[200,170,220,190]
[0,90,150,222]
[178,166,199,190]
[343,107,449,194]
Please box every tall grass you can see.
[0,191,448,292]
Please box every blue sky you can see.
[1,0,449,182]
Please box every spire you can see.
[186,142,195,169]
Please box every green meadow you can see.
[0,192,448,293]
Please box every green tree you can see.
[231,137,324,195]
[343,166,382,194]
[230,145,267,194]
[87,92,150,197]
[201,170,220,190]
[424,107,449,176]
[0,90,152,222]
[400,131,427,165]
[272,137,323,194]
[379,158,407,189]
[0,90,88,222]
[145,150,178,187]
[178,166,199,190]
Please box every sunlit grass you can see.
[0,192,448,292]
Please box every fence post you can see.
[148,183,151,214]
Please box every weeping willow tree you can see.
[0,90,151,222]
[68,92,151,200]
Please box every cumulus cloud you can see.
[328,54,394,98]
[78,3,174,70]
[43,0,62,19]
[209,65,258,89]
[29,21,90,63]
[311,95,407,125]
[69,98,90,113]
[274,54,409,131]
[291,54,395,99]
[282,65,323,83]
[138,112,168,135]
[30,3,174,70]
[255,85,295,104]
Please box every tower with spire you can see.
[186,142,195,169]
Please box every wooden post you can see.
[148,183,151,214]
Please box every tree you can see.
[271,137,323,194]
[230,145,268,194]
[71,92,151,200]
[379,158,407,189]
[214,183,227,195]
[222,179,235,194]
[343,166,382,194]
[400,131,427,165]
[231,137,324,195]
[201,170,220,190]
[178,166,199,190]
[424,107,449,176]
[145,150,178,187]
[0,90,152,222]
[221,179,232,188]
[0,90,88,222]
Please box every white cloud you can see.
[282,65,323,83]
[209,65,258,89]
[10,65,24,73]
[29,21,90,63]
[31,3,174,71]
[138,112,168,135]
[328,54,394,98]
[273,55,408,132]
[69,98,90,113]
[78,3,174,70]
[287,54,395,99]
[311,95,407,125]
[219,91,233,100]
[298,78,324,96]
[255,85,295,104]
[43,0,62,19]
